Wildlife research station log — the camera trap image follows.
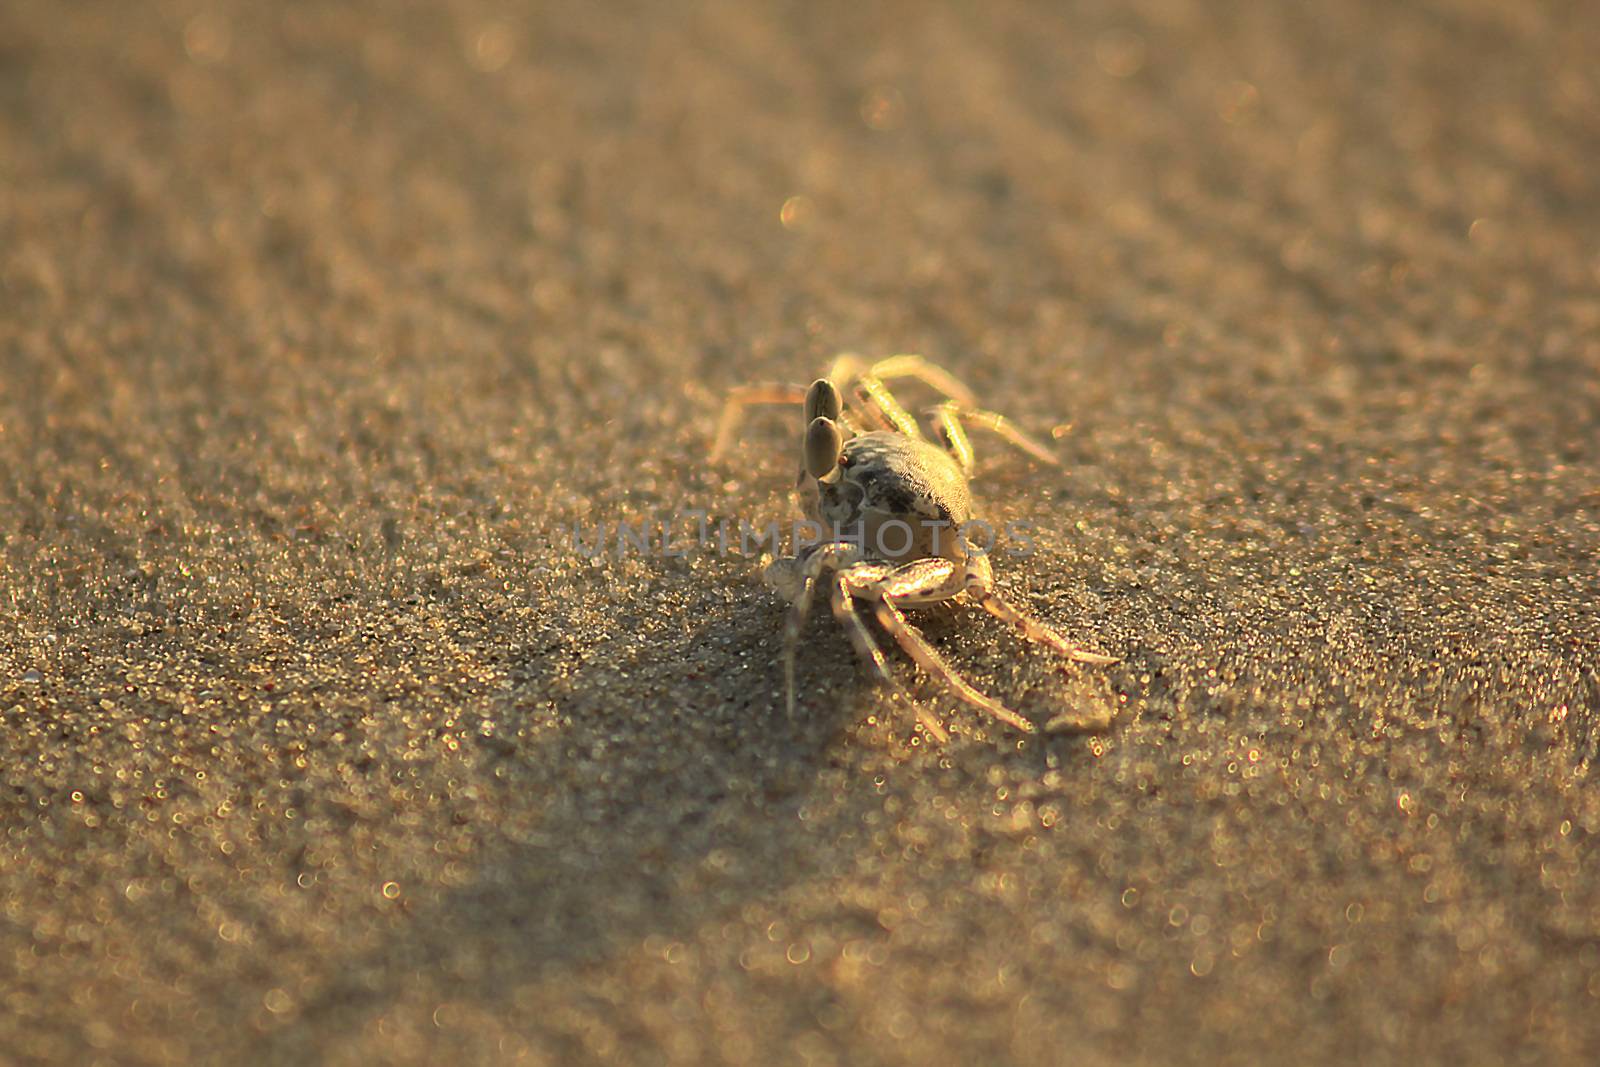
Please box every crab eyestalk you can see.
[804,378,842,423]
[804,416,844,480]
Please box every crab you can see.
[713,354,1117,741]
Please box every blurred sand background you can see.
[3,0,1600,1063]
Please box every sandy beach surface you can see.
[3,1,1599,1063]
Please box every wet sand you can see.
[3,1,1600,1063]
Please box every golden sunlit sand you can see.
[3,1,1599,1063]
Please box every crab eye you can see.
[804,416,845,479]
[804,379,843,423]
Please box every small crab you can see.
[714,354,1116,740]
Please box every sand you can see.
[3,1,1600,1063]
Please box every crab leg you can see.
[968,585,1119,664]
[946,406,1061,466]
[779,543,867,718]
[711,383,809,461]
[873,598,1035,733]
[853,375,923,438]
[866,559,1036,733]
[927,402,976,476]
[831,573,949,742]
[868,354,980,408]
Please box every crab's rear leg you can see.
[711,383,809,462]
[862,559,1036,733]
[867,354,980,409]
[852,375,923,438]
[927,402,976,476]
[832,352,980,410]
[938,403,1062,467]
[822,351,921,438]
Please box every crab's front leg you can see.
[828,566,949,743]
[961,553,1118,665]
[765,541,872,719]
[854,558,1037,733]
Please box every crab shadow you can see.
[254,561,1121,1061]
[252,579,903,1058]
